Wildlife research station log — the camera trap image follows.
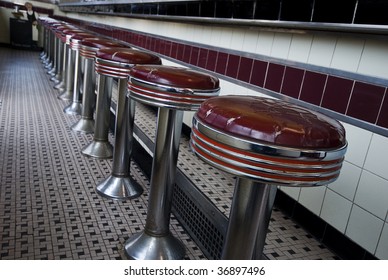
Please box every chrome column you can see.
[221,179,277,259]
[96,79,143,199]
[124,107,185,259]
[81,74,114,158]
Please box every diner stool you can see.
[57,28,87,101]
[79,38,127,158]
[124,65,220,260]
[50,24,68,85]
[91,48,161,200]
[69,37,104,133]
[44,21,61,71]
[63,32,96,115]
[53,25,70,92]
[189,95,348,259]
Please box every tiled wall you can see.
[50,13,388,259]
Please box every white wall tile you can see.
[230,30,245,51]
[270,33,292,60]
[209,26,224,47]
[346,205,384,254]
[242,30,259,53]
[191,25,207,45]
[375,223,388,259]
[320,189,352,233]
[287,34,313,63]
[354,170,388,220]
[298,187,326,216]
[307,35,336,67]
[331,37,365,73]
[183,111,195,128]
[328,161,361,201]
[358,40,388,79]
[218,27,234,49]
[200,28,214,47]
[279,186,301,201]
[256,31,274,56]
[341,122,372,168]
[364,133,388,180]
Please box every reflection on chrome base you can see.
[124,231,185,260]
[81,140,113,159]
[96,175,143,200]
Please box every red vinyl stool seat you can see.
[91,47,161,200]
[190,95,347,259]
[124,65,220,260]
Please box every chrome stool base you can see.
[124,231,185,260]
[81,140,113,159]
[71,118,95,134]
[63,101,82,115]
[58,89,72,101]
[96,175,143,200]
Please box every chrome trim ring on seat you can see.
[95,58,134,79]
[190,117,347,187]
[127,77,221,111]
[79,45,98,59]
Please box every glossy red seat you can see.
[190,95,347,259]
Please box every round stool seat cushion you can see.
[95,48,161,79]
[128,65,220,110]
[96,48,161,64]
[80,38,124,59]
[130,65,219,89]
[197,95,346,149]
[70,33,96,50]
[190,95,347,186]
[81,38,124,50]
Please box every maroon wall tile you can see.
[170,42,178,59]
[215,52,229,75]
[155,38,163,54]
[250,59,268,87]
[264,63,285,92]
[321,76,354,114]
[377,93,388,129]
[237,57,253,83]
[190,47,200,66]
[225,54,240,79]
[164,40,172,55]
[182,45,192,63]
[206,50,218,72]
[299,71,327,105]
[281,66,305,99]
[346,82,385,124]
[198,48,209,69]
[176,43,185,61]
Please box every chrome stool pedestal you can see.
[190,95,348,259]
[63,32,95,116]
[80,38,125,159]
[53,28,68,92]
[92,48,161,200]
[70,39,99,133]
[57,29,84,101]
[124,65,220,260]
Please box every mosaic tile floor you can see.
[0,47,339,260]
